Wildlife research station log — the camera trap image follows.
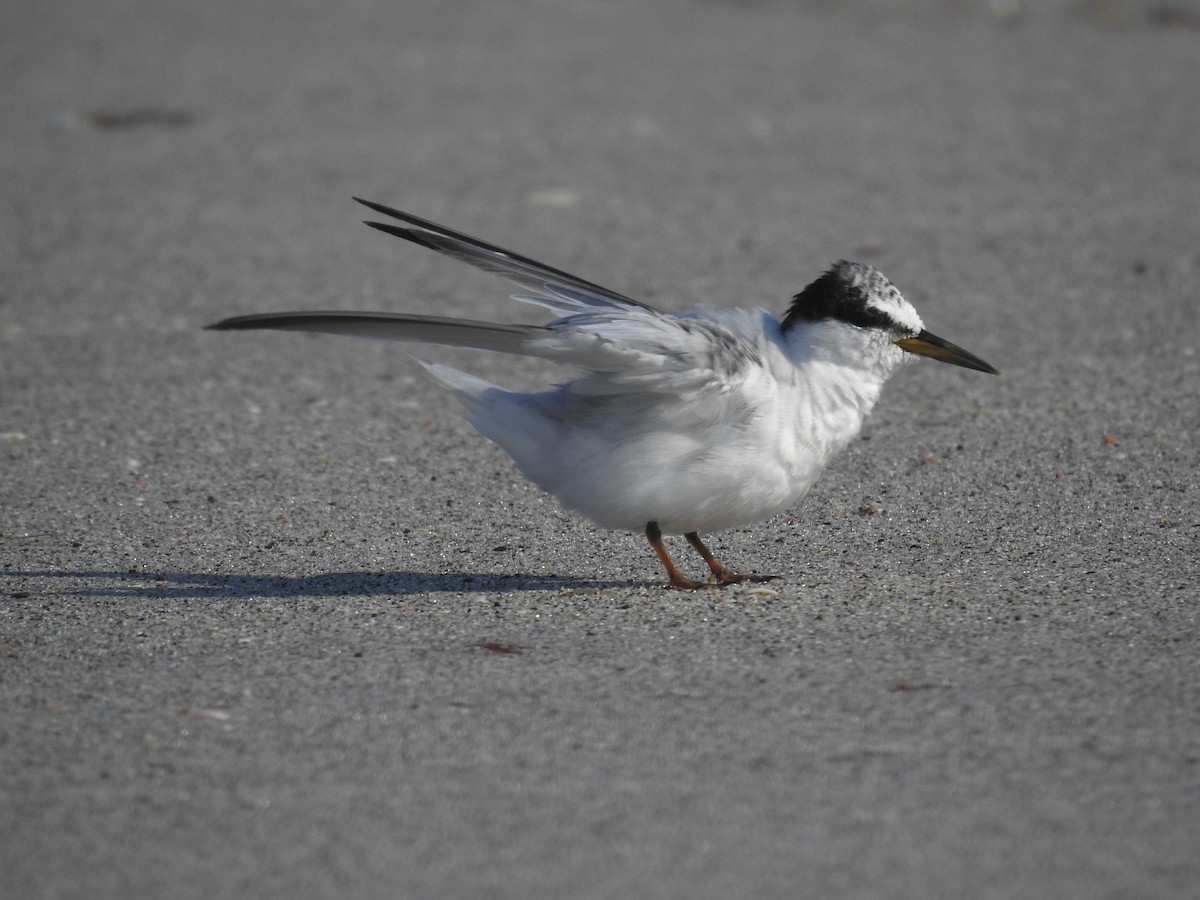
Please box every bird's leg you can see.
[645,521,706,590]
[684,532,739,583]
[685,532,778,585]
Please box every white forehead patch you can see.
[863,274,924,334]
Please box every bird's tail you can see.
[420,362,563,485]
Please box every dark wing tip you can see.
[349,195,660,313]
[204,312,327,331]
[205,313,277,331]
[353,196,396,217]
[363,219,439,251]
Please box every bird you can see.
[208,197,998,589]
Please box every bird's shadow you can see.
[4,569,640,599]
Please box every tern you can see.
[208,198,997,589]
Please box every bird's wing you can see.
[205,311,543,353]
[206,307,763,397]
[536,306,765,396]
[347,199,763,392]
[208,200,764,395]
[354,197,660,315]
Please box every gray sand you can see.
[3,2,1198,897]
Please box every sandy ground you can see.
[3,1,1199,897]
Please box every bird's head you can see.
[781,260,998,375]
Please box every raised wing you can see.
[208,200,767,397]
[536,306,766,396]
[355,197,659,314]
[206,305,765,397]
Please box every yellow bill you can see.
[895,330,999,374]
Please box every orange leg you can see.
[645,521,706,590]
[685,532,778,585]
[645,522,778,589]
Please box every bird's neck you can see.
[781,321,906,457]
[789,316,904,378]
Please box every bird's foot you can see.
[664,574,712,591]
[707,569,780,586]
[650,524,779,590]
[663,570,779,590]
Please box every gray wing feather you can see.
[206,309,763,396]
[205,200,757,388]
[354,197,659,313]
[206,311,545,356]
